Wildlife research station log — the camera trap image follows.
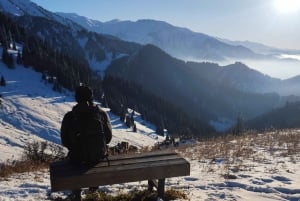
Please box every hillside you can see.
[0,50,164,163]
[246,101,300,130]
[106,45,296,124]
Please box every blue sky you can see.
[31,0,300,49]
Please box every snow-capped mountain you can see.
[0,0,46,17]
[0,0,142,80]
[58,12,269,62]
[0,0,80,29]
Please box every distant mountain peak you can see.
[106,19,122,24]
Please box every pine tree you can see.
[12,39,17,50]
[2,47,8,62]
[0,76,6,86]
[125,115,131,128]
[130,114,134,126]
[120,111,126,122]
[2,47,14,69]
[133,123,137,132]
[232,113,243,135]
[16,50,22,65]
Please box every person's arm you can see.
[61,112,72,149]
[99,109,112,144]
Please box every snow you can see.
[1,48,300,200]
[0,49,164,161]
[77,35,128,78]
[209,118,235,132]
[0,0,45,17]
[0,0,83,33]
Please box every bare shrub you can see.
[23,141,65,163]
[177,129,300,178]
[51,189,188,201]
[0,141,65,178]
[0,160,47,178]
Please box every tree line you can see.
[103,75,215,137]
[0,12,103,97]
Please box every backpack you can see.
[70,105,107,165]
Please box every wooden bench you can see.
[50,150,190,199]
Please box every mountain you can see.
[0,1,214,136]
[105,44,298,124]
[219,38,300,55]
[0,0,51,17]
[58,13,267,62]
[246,101,300,130]
[2,0,300,134]
[58,13,300,80]
[185,61,300,97]
[0,0,141,80]
[0,0,78,28]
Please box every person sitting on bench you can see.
[60,85,112,200]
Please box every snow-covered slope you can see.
[0,47,164,163]
[0,0,45,17]
[0,0,83,32]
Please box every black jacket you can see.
[60,102,112,161]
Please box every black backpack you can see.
[70,106,107,165]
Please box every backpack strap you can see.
[104,154,110,166]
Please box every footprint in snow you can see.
[272,176,291,184]
[184,177,199,181]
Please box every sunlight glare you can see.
[274,0,300,13]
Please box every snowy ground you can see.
[1,51,300,200]
[0,130,300,201]
[179,131,300,201]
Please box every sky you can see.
[29,0,300,50]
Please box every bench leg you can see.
[70,189,81,201]
[157,179,165,199]
[148,179,165,199]
[148,179,157,191]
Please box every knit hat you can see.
[75,86,93,103]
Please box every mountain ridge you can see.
[58,12,267,62]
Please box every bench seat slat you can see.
[50,150,178,173]
[51,154,181,174]
[108,149,177,160]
